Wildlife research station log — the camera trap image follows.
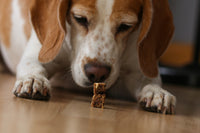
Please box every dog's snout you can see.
[84,63,111,83]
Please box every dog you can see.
[0,0,176,114]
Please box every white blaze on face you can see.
[86,0,117,63]
[95,0,114,38]
[96,0,115,20]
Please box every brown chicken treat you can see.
[91,94,106,108]
[93,83,106,94]
[91,83,106,108]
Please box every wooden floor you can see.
[0,73,200,133]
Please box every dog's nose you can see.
[84,63,111,83]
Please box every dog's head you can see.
[30,0,174,88]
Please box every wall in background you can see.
[169,0,199,43]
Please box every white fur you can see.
[96,0,114,20]
[13,29,52,97]
[0,0,176,113]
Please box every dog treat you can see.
[91,83,106,108]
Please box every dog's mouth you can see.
[82,78,114,89]
[72,70,116,90]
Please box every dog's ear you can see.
[137,0,174,78]
[30,0,69,63]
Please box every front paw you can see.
[13,76,51,100]
[138,84,176,114]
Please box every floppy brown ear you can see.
[30,0,69,63]
[137,0,174,78]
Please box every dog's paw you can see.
[138,84,176,114]
[13,76,51,100]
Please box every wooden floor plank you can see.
[0,73,200,133]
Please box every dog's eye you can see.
[73,15,89,28]
[117,24,132,33]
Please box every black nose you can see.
[84,63,111,83]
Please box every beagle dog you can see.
[0,0,176,114]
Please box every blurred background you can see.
[170,0,198,44]
[160,0,200,86]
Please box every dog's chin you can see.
[73,78,115,89]
[72,71,118,89]
[84,80,115,89]
[72,78,93,88]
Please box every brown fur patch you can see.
[112,0,142,15]
[101,36,105,41]
[98,51,101,56]
[71,0,97,9]
[85,57,98,65]
[70,0,97,36]
[0,0,12,47]
[31,0,69,63]
[111,0,142,42]
[138,0,174,78]
[94,35,99,41]
[111,0,142,25]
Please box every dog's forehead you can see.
[71,0,142,17]
[112,0,142,14]
[71,0,97,11]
